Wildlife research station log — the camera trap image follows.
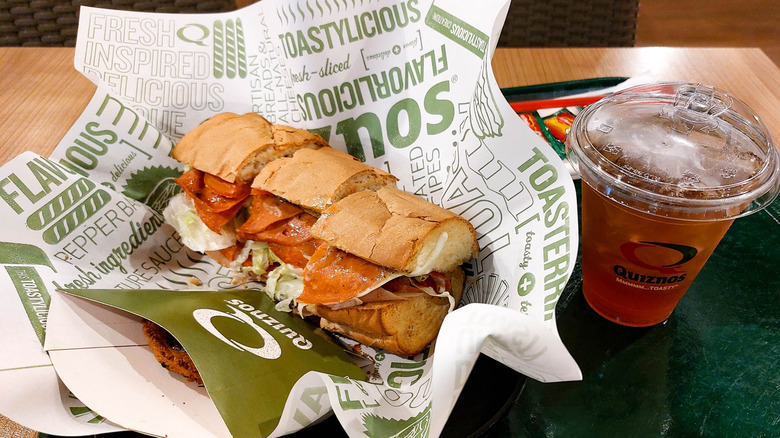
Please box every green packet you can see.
[59,288,367,437]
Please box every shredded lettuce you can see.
[241,244,304,312]
[163,193,236,252]
[265,263,304,312]
[238,243,277,276]
[164,191,305,311]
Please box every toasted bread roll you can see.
[311,187,479,275]
[172,112,328,183]
[253,148,398,214]
[165,112,478,359]
[310,267,465,357]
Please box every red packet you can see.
[517,111,567,159]
[542,108,576,143]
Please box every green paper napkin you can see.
[60,288,366,437]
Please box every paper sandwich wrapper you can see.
[0,0,582,436]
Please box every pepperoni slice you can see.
[204,173,250,198]
[298,245,399,305]
[194,199,245,233]
[244,213,316,245]
[174,168,251,232]
[268,239,320,269]
[237,192,322,269]
[237,192,304,238]
[175,168,204,193]
[218,242,244,262]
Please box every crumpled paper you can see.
[0,0,581,436]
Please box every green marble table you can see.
[489,181,780,437]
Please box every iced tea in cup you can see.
[566,82,780,326]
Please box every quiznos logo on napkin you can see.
[194,298,313,359]
[59,288,366,437]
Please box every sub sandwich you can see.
[161,112,479,357]
[246,150,478,356]
[162,112,328,264]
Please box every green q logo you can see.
[177,24,210,46]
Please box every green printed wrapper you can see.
[0,0,583,436]
[49,288,366,438]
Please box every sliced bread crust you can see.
[311,267,465,356]
[311,187,479,274]
[252,148,398,214]
[172,112,328,183]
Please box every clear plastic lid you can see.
[566,82,780,221]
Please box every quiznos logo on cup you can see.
[193,298,313,359]
[614,241,699,285]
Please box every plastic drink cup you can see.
[566,82,780,327]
